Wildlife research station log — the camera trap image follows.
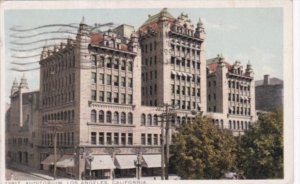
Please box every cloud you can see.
[231,46,282,80]
[202,18,239,31]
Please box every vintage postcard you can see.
[0,0,294,183]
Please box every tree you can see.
[170,116,237,179]
[237,111,283,179]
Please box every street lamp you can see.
[134,154,142,180]
[87,155,94,180]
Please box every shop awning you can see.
[142,154,162,168]
[171,71,176,75]
[56,155,75,168]
[114,155,137,169]
[181,73,187,77]
[86,155,115,170]
[176,72,182,76]
[41,154,61,165]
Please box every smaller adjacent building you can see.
[255,74,283,112]
[5,75,40,169]
[206,55,256,136]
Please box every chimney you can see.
[263,74,270,85]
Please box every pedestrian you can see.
[10,173,14,180]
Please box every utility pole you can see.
[160,114,165,180]
[47,122,62,180]
[157,103,177,180]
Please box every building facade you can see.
[206,55,256,136]
[255,75,283,112]
[6,9,257,179]
[6,76,40,168]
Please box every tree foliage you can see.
[170,117,237,179]
[237,111,283,179]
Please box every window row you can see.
[228,81,250,91]
[43,73,75,91]
[91,132,133,145]
[170,45,200,57]
[208,81,216,87]
[142,71,157,81]
[229,107,251,116]
[229,120,251,130]
[170,57,200,69]
[143,56,157,66]
[142,85,157,96]
[228,93,250,103]
[171,73,201,83]
[141,42,157,53]
[212,119,224,129]
[171,85,201,96]
[90,110,133,124]
[91,91,133,104]
[91,55,133,71]
[141,133,161,145]
[42,132,74,146]
[171,99,200,110]
[42,53,76,80]
[91,73,133,87]
[140,114,160,126]
[42,91,75,107]
[11,137,29,146]
[42,110,75,123]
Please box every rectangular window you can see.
[154,134,158,145]
[106,92,112,102]
[128,78,133,88]
[106,74,112,85]
[106,133,112,145]
[91,55,97,66]
[171,85,175,94]
[147,134,152,145]
[113,92,119,103]
[121,77,126,87]
[99,74,104,84]
[114,76,119,86]
[99,91,104,102]
[128,94,133,104]
[99,57,104,67]
[106,58,112,68]
[128,133,133,145]
[121,93,126,104]
[91,90,96,101]
[114,133,119,145]
[91,72,96,83]
[141,134,146,145]
[121,133,126,145]
[99,132,104,145]
[91,132,96,145]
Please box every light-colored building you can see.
[206,55,256,136]
[6,8,256,179]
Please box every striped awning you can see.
[181,72,187,77]
[86,155,115,170]
[171,71,176,75]
[176,72,182,76]
[41,154,61,165]
[56,155,75,168]
[114,155,137,169]
[142,155,163,168]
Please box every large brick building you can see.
[6,9,256,179]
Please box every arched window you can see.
[71,110,74,121]
[99,111,104,123]
[147,114,152,126]
[106,111,112,123]
[237,121,240,129]
[229,120,232,129]
[233,120,236,129]
[68,111,71,122]
[153,115,158,126]
[64,111,67,121]
[141,114,146,125]
[177,116,181,125]
[113,112,119,124]
[221,120,224,129]
[91,110,96,123]
[182,117,186,125]
[241,121,244,130]
[215,119,219,127]
[187,117,191,124]
[128,113,133,124]
[121,112,126,124]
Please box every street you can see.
[6,168,45,180]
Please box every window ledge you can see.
[87,122,135,127]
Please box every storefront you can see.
[56,154,76,178]
[85,155,115,179]
[114,155,137,178]
[141,154,162,176]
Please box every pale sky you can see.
[4,8,283,103]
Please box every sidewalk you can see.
[7,162,54,180]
